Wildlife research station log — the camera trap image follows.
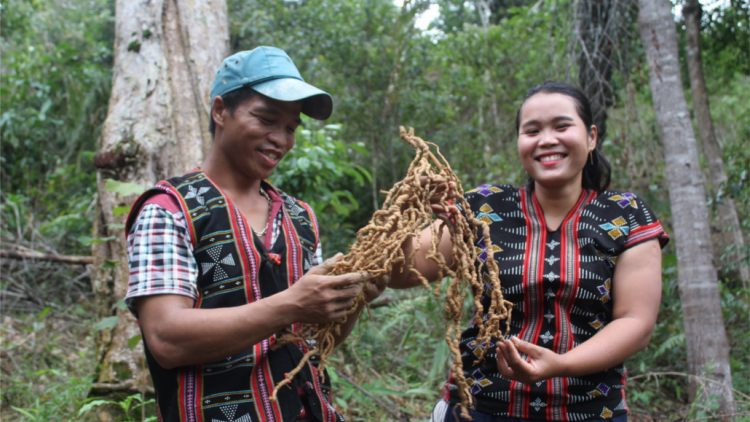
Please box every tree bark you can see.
[576,0,616,141]
[91,0,228,395]
[683,0,749,287]
[575,0,639,143]
[637,0,735,413]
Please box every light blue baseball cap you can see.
[210,46,333,120]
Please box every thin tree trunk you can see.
[637,0,735,414]
[91,0,228,396]
[576,0,616,141]
[683,0,749,287]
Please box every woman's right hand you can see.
[495,337,566,384]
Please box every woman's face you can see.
[517,92,597,191]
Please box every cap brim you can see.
[252,78,333,120]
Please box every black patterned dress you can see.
[444,185,668,420]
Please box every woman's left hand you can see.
[363,274,389,303]
[495,337,565,384]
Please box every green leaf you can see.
[11,406,38,418]
[128,334,142,350]
[104,179,148,197]
[38,306,52,318]
[102,259,121,270]
[297,156,311,172]
[94,316,119,332]
[115,299,128,311]
[108,223,126,230]
[404,387,436,396]
[369,387,407,396]
[112,205,131,217]
[78,400,113,416]
[78,235,117,245]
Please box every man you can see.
[125,46,383,422]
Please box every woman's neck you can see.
[533,181,584,231]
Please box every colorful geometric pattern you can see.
[474,237,502,262]
[589,313,607,330]
[468,340,487,358]
[468,184,503,197]
[597,279,612,303]
[600,217,629,240]
[469,369,493,395]
[609,193,638,209]
[597,250,617,269]
[588,383,611,397]
[476,203,503,225]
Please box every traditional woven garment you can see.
[443,185,668,420]
[126,169,342,422]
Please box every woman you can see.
[390,82,668,421]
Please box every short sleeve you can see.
[125,203,199,317]
[621,193,669,251]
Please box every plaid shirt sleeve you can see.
[125,203,198,317]
[313,241,323,267]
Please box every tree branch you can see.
[0,249,94,265]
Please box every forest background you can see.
[1,0,748,420]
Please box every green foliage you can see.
[1,0,113,254]
[271,119,372,255]
[699,0,750,82]
[0,305,96,421]
[331,280,466,419]
[78,394,156,422]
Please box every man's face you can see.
[217,93,302,181]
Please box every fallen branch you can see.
[90,382,154,395]
[689,413,750,422]
[0,249,94,265]
[333,369,408,422]
[629,371,750,402]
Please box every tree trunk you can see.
[91,0,228,395]
[637,0,735,414]
[683,0,749,287]
[575,0,639,142]
[576,0,616,141]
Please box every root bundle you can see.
[271,127,512,419]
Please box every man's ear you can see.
[211,96,226,129]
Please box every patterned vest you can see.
[128,169,342,422]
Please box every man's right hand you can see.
[282,253,368,324]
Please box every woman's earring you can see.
[589,152,594,165]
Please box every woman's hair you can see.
[515,81,611,192]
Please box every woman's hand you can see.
[495,337,566,384]
[426,177,459,215]
[363,274,388,303]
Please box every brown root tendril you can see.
[270,127,513,419]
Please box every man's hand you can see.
[283,253,369,324]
